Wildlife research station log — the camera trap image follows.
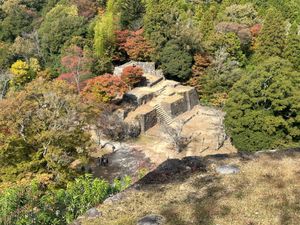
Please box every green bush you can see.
[0,175,132,225]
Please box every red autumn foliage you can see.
[81,74,128,103]
[116,29,154,61]
[250,24,262,37]
[249,24,262,51]
[58,45,92,93]
[120,65,144,88]
[184,53,211,93]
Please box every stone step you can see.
[156,112,172,122]
[154,104,173,125]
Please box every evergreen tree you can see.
[255,8,286,58]
[225,57,300,152]
[199,6,218,45]
[159,41,193,81]
[117,0,145,30]
[143,0,188,49]
[284,22,300,71]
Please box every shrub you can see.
[112,175,132,193]
[0,175,132,225]
[62,175,111,223]
[82,74,128,103]
[120,65,144,88]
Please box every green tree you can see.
[219,3,258,26]
[0,78,90,184]
[116,0,145,30]
[225,57,300,152]
[284,22,300,71]
[93,0,119,57]
[143,0,188,49]
[255,8,286,58]
[199,32,246,106]
[0,41,12,69]
[0,0,34,42]
[159,41,193,80]
[198,5,218,46]
[38,4,85,58]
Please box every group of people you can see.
[97,155,109,166]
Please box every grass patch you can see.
[82,151,300,225]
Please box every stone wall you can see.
[137,106,157,133]
[113,61,156,76]
[161,95,188,118]
[124,88,155,106]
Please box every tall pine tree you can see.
[255,8,286,58]
[284,22,300,71]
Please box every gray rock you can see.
[86,208,101,218]
[216,165,240,175]
[103,192,124,204]
[71,220,82,225]
[137,214,165,225]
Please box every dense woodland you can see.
[0,0,299,224]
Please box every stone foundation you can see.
[135,105,157,133]
[161,95,188,118]
[124,87,154,106]
[114,61,201,133]
[176,86,200,110]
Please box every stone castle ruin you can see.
[114,61,200,133]
[111,61,229,152]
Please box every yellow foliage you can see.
[10,59,29,76]
[29,57,41,73]
[10,58,40,88]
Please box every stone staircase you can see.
[154,104,173,125]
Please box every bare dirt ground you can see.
[128,105,237,165]
[88,105,236,182]
[81,149,300,225]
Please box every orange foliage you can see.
[116,29,154,61]
[250,24,262,37]
[81,74,128,103]
[250,24,262,51]
[184,53,211,93]
[120,65,144,88]
[192,53,211,77]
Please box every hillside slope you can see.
[78,149,300,225]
